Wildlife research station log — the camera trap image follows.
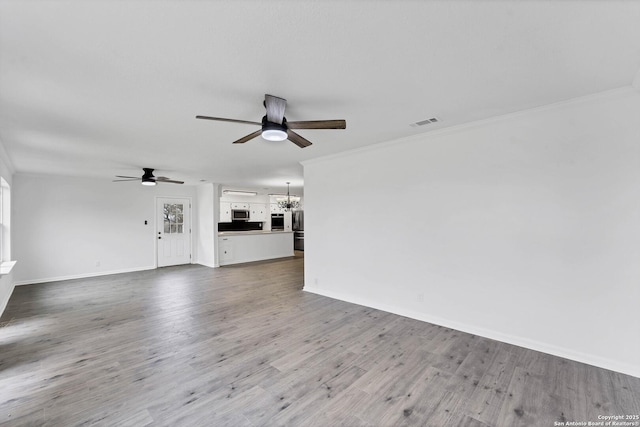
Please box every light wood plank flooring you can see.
[1,255,638,426]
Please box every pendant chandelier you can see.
[277,182,300,211]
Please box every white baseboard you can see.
[196,261,219,268]
[304,286,640,379]
[13,266,157,286]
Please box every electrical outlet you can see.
[417,293,424,302]
[95,261,101,267]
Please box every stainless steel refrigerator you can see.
[292,211,304,251]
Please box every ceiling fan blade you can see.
[113,178,141,182]
[287,130,313,148]
[196,116,261,126]
[265,94,286,124]
[232,129,263,144]
[287,120,346,130]
[157,179,184,184]
[115,175,140,179]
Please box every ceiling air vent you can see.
[411,117,440,127]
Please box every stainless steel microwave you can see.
[231,209,250,221]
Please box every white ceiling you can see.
[1,1,640,195]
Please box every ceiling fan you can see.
[196,94,346,148]
[113,168,184,186]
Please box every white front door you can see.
[157,198,191,267]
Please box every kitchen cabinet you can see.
[250,203,268,222]
[220,202,232,222]
[219,237,234,263]
[283,210,292,231]
[270,203,285,214]
[218,231,293,266]
[231,202,249,210]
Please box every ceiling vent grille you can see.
[411,117,439,127]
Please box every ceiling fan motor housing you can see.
[142,168,156,185]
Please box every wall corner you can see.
[633,66,640,92]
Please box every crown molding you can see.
[303,86,637,167]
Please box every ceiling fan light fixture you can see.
[261,118,288,141]
[262,128,287,141]
[141,178,156,186]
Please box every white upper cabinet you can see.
[250,203,268,222]
[231,202,249,210]
[220,202,232,222]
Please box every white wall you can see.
[12,174,197,285]
[303,87,640,378]
[195,182,219,268]
[0,144,14,315]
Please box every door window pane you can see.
[163,203,184,234]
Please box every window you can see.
[0,177,9,260]
[0,177,14,274]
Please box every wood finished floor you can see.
[1,255,638,426]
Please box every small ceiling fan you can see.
[196,94,346,148]
[113,168,184,186]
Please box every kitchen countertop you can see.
[218,230,293,236]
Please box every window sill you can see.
[0,260,16,275]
